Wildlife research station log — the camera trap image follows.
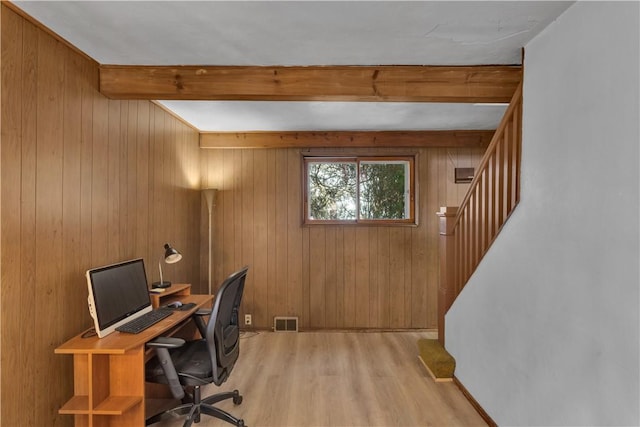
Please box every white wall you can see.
[446,2,639,425]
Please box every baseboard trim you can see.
[453,376,497,427]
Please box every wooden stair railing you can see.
[437,82,523,345]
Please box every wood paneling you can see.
[100,64,522,102]
[0,6,201,426]
[201,146,484,330]
[200,130,494,149]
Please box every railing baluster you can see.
[476,174,482,260]
[469,194,476,270]
[456,223,462,293]
[476,183,481,265]
[505,119,513,216]
[483,167,489,250]
[464,207,469,282]
[513,103,521,206]
[497,136,505,228]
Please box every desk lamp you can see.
[151,243,182,289]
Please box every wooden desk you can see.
[56,293,213,427]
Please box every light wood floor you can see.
[150,331,487,427]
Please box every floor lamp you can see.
[202,188,218,295]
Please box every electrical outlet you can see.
[244,314,252,326]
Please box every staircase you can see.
[437,82,523,346]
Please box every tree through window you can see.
[304,156,415,224]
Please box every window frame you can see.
[303,155,416,225]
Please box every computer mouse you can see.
[167,301,183,308]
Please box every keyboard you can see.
[116,308,173,334]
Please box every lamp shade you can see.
[151,243,182,289]
[164,243,182,264]
[202,188,218,213]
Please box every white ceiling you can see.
[13,1,573,132]
[160,101,509,131]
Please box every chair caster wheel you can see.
[237,420,245,427]
[233,390,243,405]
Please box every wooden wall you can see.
[0,6,201,426]
[201,146,483,330]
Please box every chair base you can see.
[147,387,244,427]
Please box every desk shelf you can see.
[59,395,90,414]
[93,396,143,415]
[58,350,145,421]
[59,395,142,416]
[149,283,191,308]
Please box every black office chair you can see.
[145,266,249,427]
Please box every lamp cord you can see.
[81,327,97,338]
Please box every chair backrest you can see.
[206,266,249,385]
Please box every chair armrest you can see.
[147,337,185,349]
[192,309,211,338]
[146,337,186,399]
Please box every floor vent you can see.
[273,316,298,332]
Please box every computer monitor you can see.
[86,258,152,338]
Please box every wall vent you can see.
[273,316,298,332]
[454,167,475,183]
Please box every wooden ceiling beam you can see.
[199,130,495,149]
[100,65,521,102]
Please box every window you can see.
[304,156,415,224]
